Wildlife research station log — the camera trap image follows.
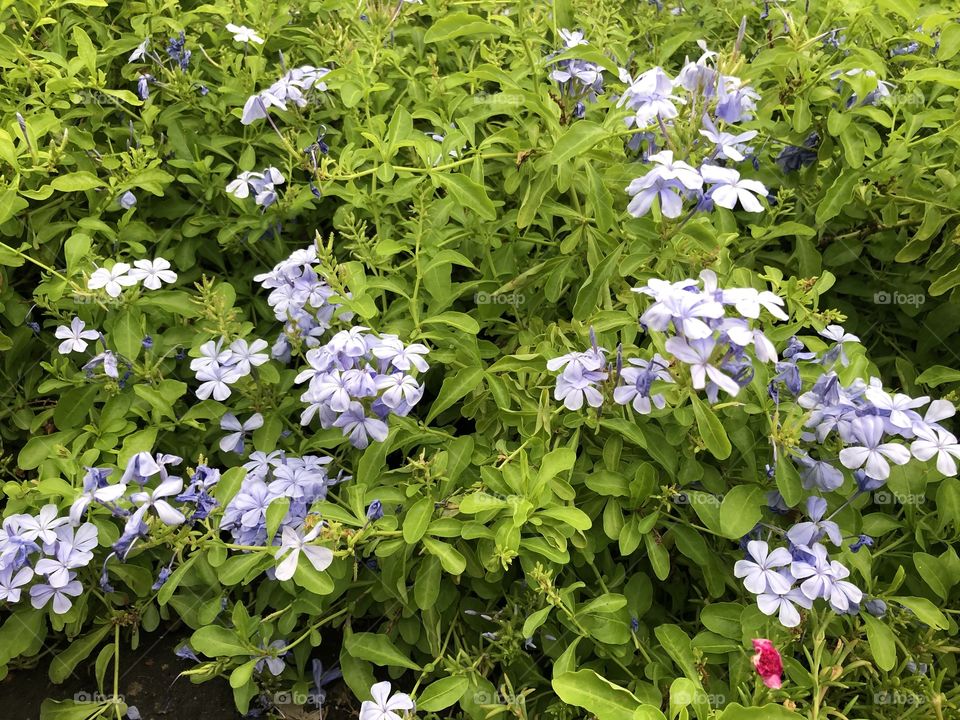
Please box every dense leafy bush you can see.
[1,0,960,719]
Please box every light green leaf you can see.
[553,670,643,720]
[344,632,421,671]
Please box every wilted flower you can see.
[751,639,783,689]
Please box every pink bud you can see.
[752,638,783,689]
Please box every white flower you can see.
[18,505,69,545]
[128,39,150,63]
[819,325,860,344]
[190,339,232,373]
[30,577,82,614]
[701,164,768,212]
[129,258,177,290]
[196,364,243,401]
[733,540,793,595]
[54,317,100,354]
[839,416,911,480]
[226,23,264,44]
[911,426,960,476]
[274,525,333,581]
[88,263,138,298]
[129,478,186,526]
[864,387,929,430]
[225,338,270,375]
[359,682,415,720]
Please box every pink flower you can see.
[751,638,783,689]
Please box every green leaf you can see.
[50,172,105,192]
[421,311,480,334]
[862,614,896,671]
[717,704,800,719]
[549,121,609,164]
[229,659,259,689]
[49,624,112,683]
[903,67,960,88]
[913,552,949,599]
[937,23,960,60]
[424,13,502,43]
[654,624,699,682]
[915,366,960,387]
[416,676,469,712]
[265,497,291,544]
[191,626,250,657]
[426,366,484,423]
[422,537,467,574]
[522,606,553,638]
[719,485,766,539]
[108,307,143,360]
[700,603,742,639]
[0,189,29,225]
[436,174,497,220]
[552,670,642,720]
[72,26,97,75]
[218,551,270,586]
[403,497,434,544]
[690,394,731,459]
[344,632,421,671]
[54,384,98,430]
[890,596,948,629]
[39,699,111,720]
[928,267,960,297]
[815,172,859,225]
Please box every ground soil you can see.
[0,622,358,719]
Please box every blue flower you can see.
[165,32,191,70]
[136,75,153,101]
[366,500,383,521]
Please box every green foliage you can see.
[0,0,959,719]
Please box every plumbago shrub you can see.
[2,0,960,719]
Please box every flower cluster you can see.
[637,270,784,398]
[296,327,430,448]
[53,316,135,383]
[547,29,603,119]
[190,337,269,401]
[620,48,768,218]
[166,31,191,70]
[226,167,285,209]
[252,245,352,358]
[548,271,785,410]
[735,516,862,628]
[221,452,344,546]
[241,65,331,125]
[0,506,98,615]
[767,328,959,487]
[87,258,178,297]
